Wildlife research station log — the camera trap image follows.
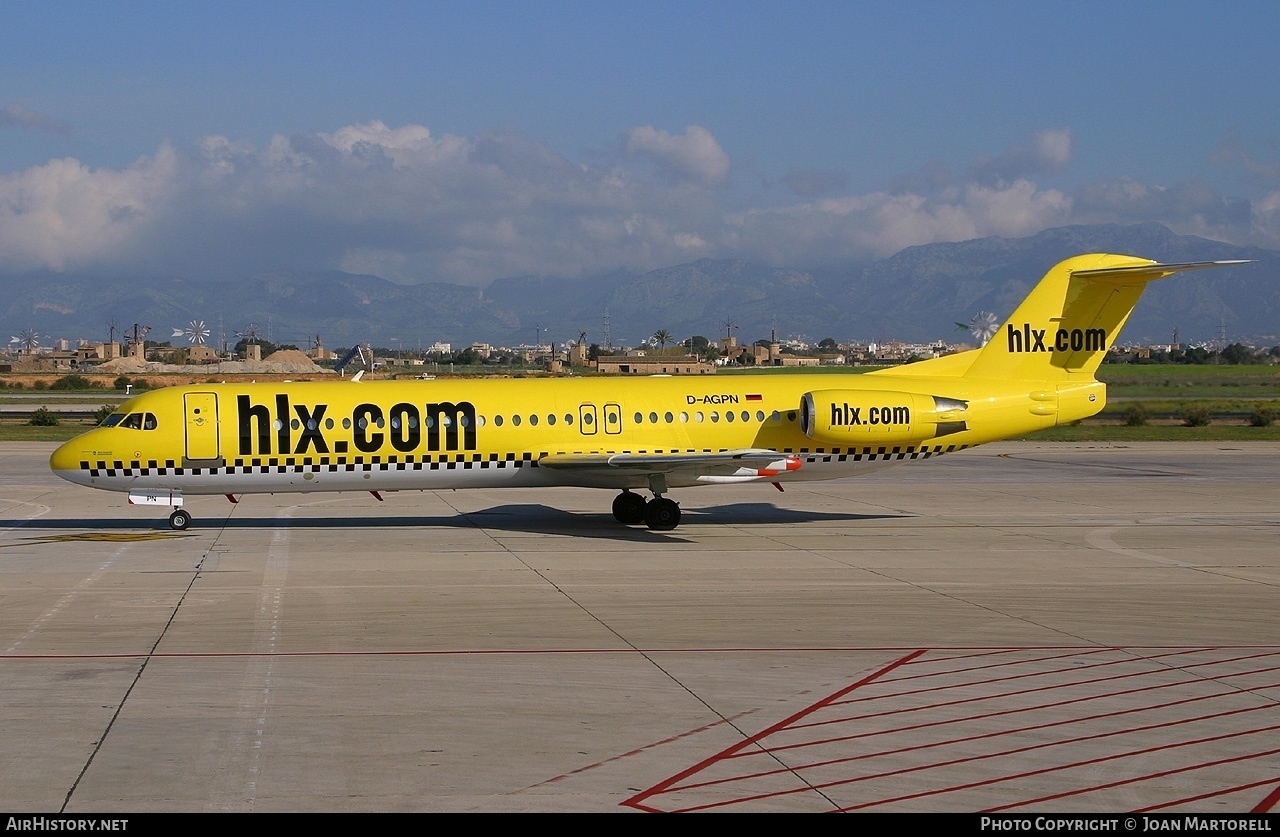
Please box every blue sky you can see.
[1,1,1277,285]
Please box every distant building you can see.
[595,354,715,375]
[186,345,220,364]
[308,345,338,361]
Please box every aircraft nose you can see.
[49,437,91,485]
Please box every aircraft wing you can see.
[539,448,801,486]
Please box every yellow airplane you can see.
[49,253,1249,531]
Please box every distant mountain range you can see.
[6,223,1276,352]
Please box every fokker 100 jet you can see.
[49,253,1249,531]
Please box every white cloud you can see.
[970,128,1073,187]
[0,123,1272,283]
[725,179,1074,264]
[0,104,71,135]
[0,144,177,271]
[623,125,730,185]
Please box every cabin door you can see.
[184,392,220,461]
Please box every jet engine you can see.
[798,390,968,446]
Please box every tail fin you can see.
[959,254,1249,381]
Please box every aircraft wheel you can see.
[612,491,647,525]
[169,509,192,531]
[645,497,680,531]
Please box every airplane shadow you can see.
[1,504,907,544]
[685,502,904,526]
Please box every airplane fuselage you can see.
[49,371,1103,497]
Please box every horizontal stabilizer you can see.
[1071,259,1252,281]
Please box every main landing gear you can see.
[611,488,681,531]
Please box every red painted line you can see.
[1130,776,1280,813]
[827,647,1270,711]
[672,700,1280,802]
[879,647,1118,684]
[978,745,1280,813]
[525,708,762,789]
[884,644,1273,686]
[1253,782,1280,814]
[763,665,1280,757]
[4,644,1277,662]
[620,648,926,811]
[0,647,1021,660]
[801,654,1280,734]
[617,647,1280,812]
[707,679,1280,782]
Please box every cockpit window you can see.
[118,413,158,431]
[100,413,125,427]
